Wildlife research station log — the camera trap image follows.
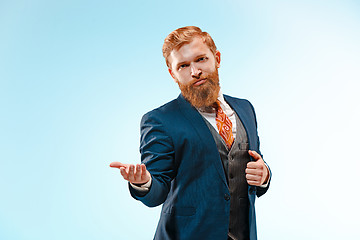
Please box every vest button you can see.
[224,194,230,201]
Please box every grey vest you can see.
[204,114,250,240]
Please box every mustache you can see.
[187,74,211,86]
[189,78,206,85]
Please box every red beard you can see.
[177,68,220,108]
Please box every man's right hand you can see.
[110,162,151,185]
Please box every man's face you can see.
[168,37,221,108]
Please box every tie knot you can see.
[213,100,224,116]
[213,100,221,110]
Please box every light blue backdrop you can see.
[1,0,359,239]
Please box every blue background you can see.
[1,0,360,239]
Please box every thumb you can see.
[248,150,261,161]
[109,162,125,168]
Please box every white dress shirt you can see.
[197,89,237,136]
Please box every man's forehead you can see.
[174,37,207,54]
[169,37,211,66]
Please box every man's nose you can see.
[190,64,201,78]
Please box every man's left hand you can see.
[245,150,269,186]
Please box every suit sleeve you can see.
[129,111,176,207]
[247,100,271,198]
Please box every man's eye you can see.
[179,64,188,69]
[197,57,207,62]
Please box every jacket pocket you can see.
[164,206,196,216]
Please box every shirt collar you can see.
[217,89,226,106]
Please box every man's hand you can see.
[110,162,151,185]
[245,150,269,186]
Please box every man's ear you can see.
[168,68,177,82]
[215,50,221,68]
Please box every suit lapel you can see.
[224,95,254,150]
[176,94,228,186]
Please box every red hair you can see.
[162,26,217,68]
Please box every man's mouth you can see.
[193,78,207,86]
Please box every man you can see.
[110,26,271,240]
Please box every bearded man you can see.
[110,26,271,240]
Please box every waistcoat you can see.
[204,113,250,240]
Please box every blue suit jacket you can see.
[130,94,270,240]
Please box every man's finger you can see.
[141,164,147,177]
[110,162,126,168]
[128,165,135,181]
[248,150,261,160]
[120,167,128,179]
[247,180,260,186]
[245,168,261,175]
[246,173,261,181]
[247,161,261,169]
[135,164,141,179]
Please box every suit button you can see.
[224,194,230,201]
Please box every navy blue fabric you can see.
[129,94,271,240]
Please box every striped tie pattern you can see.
[214,100,234,149]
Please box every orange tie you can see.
[215,100,234,149]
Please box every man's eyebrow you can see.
[176,61,188,68]
[195,54,207,59]
[176,54,208,68]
